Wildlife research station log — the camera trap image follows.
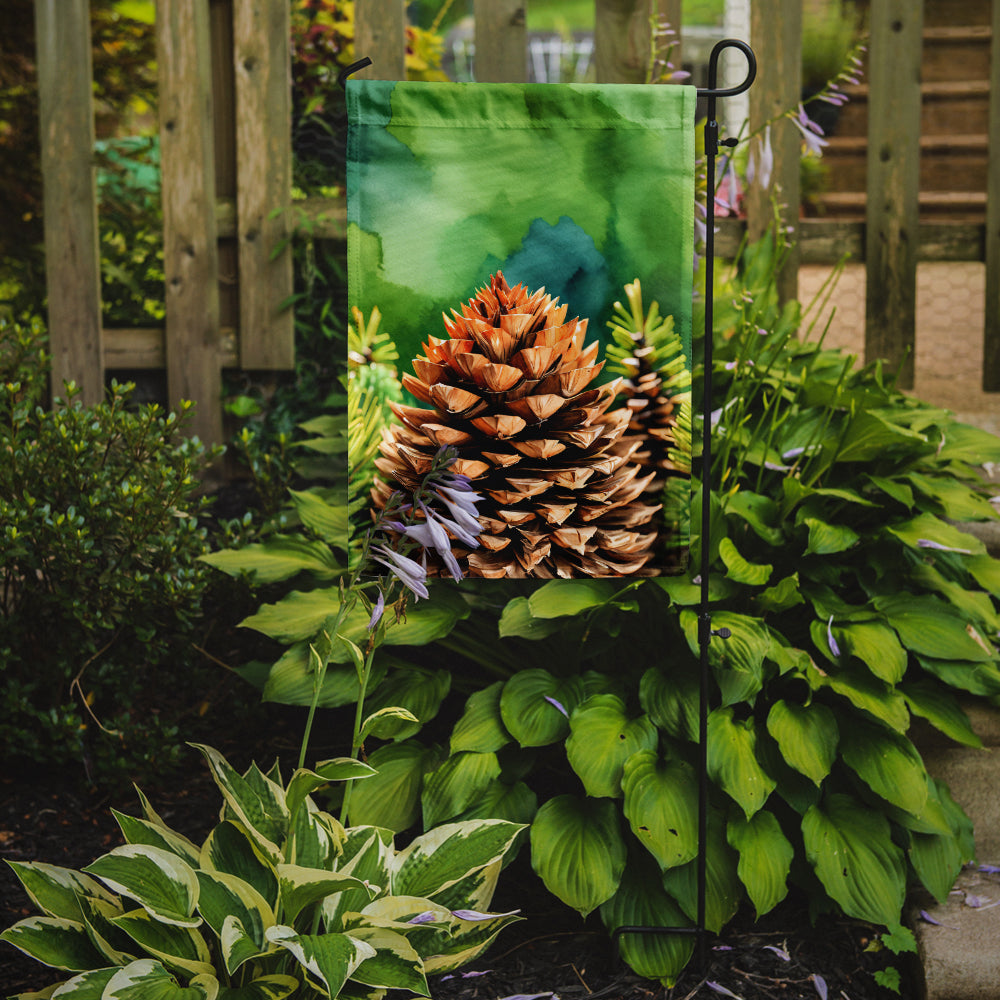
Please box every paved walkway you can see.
[798,262,1000,435]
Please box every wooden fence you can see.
[33,0,1000,445]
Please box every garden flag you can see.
[348,80,697,579]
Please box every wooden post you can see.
[354,0,407,80]
[747,0,801,305]
[659,0,682,74]
[473,0,526,82]
[233,0,294,369]
[594,0,651,83]
[34,0,104,405]
[864,0,923,389]
[157,0,223,444]
[983,0,1000,390]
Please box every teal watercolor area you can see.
[348,79,696,375]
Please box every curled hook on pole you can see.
[338,57,373,90]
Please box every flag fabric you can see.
[348,80,696,577]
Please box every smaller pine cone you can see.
[372,272,662,579]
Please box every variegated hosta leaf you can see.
[112,811,202,868]
[45,966,118,997]
[599,854,694,987]
[706,707,776,819]
[276,864,375,925]
[529,795,626,917]
[499,670,585,747]
[420,752,502,829]
[726,810,793,918]
[566,695,658,798]
[450,681,511,754]
[110,908,214,979]
[802,793,906,926]
[0,916,107,971]
[190,745,288,863]
[214,975,299,1000]
[345,926,429,995]
[102,959,218,999]
[265,926,376,998]
[421,906,522,975]
[424,859,501,916]
[621,751,699,871]
[285,760,376,824]
[83,846,200,928]
[391,820,524,901]
[195,871,274,974]
[362,668,451,741]
[322,829,393,931]
[288,802,344,870]
[77,894,136,966]
[4,862,117,922]
[765,700,838,786]
[200,822,278,910]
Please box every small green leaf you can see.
[839,718,929,817]
[803,517,859,556]
[450,682,511,754]
[421,752,502,828]
[639,665,699,742]
[527,579,620,618]
[498,597,564,639]
[499,670,583,747]
[765,700,838,786]
[718,537,773,586]
[727,811,793,917]
[707,707,776,818]
[200,536,340,584]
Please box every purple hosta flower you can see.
[433,486,483,548]
[763,944,790,962]
[441,970,493,982]
[544,695,569,718]
[451,908,521,921]
[706,982,742,999]
[496,994,557,1000]
[919,909,958,929]
[979,864,1000,874]
[367,590,385,631]
[812,974,828,1000]
[827,616,841,658]
[746,125,774,190]
[407,911,438,925]
[372,545,429,600]
[399,501,464,581]
[792,104,829,157]
[917,538,973,555]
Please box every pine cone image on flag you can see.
[370,272,663,579]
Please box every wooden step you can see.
[813,190,987,222]
[822,134,989,193]
[922,25,993,83]
[922,0,991,28]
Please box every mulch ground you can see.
[1,740,913,1000]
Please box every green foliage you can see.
[0,318,220,784]
[1,744,524,998]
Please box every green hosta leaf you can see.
[0,916,107,971]
[906,472,998,522]
[808,661,910,732]
[727,811,793,918]
[599,853,694,987]
[112,812,201,868]
[639,664,699,742]
[103,959,218,1000]
[288,488,349,544]
[83,846,200,928]
[530,795,626,917]
[450,682,511,754]
[216,976,299,1000]
[4,862,117,923]
[453,779,538,827]
[839,718,929,816]
[190,746,287,862]
[195,871,273,974]
[421,751,502,828]
[200,536,340,584]
[901,680,982,748]
[199,822,278,910]
[346,926,428,994]
[347,740,442,832]
[241,590,342,643]
[111,908,214,978]
[707,708,776,818]
[836,621,907,684]
[886,512,985,557]
[393,820,524,901]
[966,553,1000,597]
[527,579,620,618]
[935,421,1000,464]
[277,865,374,925]
[835,410,927,463]
[260,643,387,709]
[765,701,838,786]
[910,562,1000,633]
[802,517,859,556]
[661,811,741,934]
[724,490,784,545]
[909,825,965,905]
[621,751,698,871]
[653,573,736,606]
[499,670,584,747]
[755,573,804,614]
[803,794,906,926]
[363,667,451,740]
[285,759,376,822]
[265,926,375,997]
[874,594,995,662]
[680,610,770,706]
[360,706,422,742]
[866,474,914,509]
[718,537,772,586]
[565,695,658,798]
[916,655,1000,697]
[498,597,565,640]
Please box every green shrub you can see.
[0,317,220,784]
[1,743,524,998]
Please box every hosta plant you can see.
[1,744,523,999]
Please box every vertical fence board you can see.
[865,0,923,389]
[157,0,222,444]
[747,0,801,304]
[474,0,527,82]
[233,0,294,369]
[983,0,1000,390]
[594,0,652,83]
[354,0,406,80]
[34,0,103,405]
[659,0,682,70]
